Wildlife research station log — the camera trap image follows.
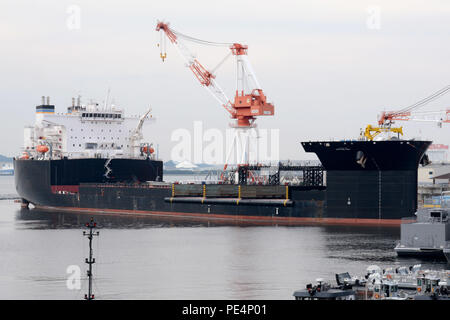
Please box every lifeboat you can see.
[142,146,154,154]
[20,152,30,160]
[36,145,49,153]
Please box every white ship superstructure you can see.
[22,96,155,160]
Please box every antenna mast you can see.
[83,217,99,300]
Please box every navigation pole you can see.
[83,217,99,300]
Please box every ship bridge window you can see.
[85,143,97,149]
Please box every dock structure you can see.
[418,184,449,208]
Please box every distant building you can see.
[427,144,448,163]
[418,163,450,185]
[417,162,449,207]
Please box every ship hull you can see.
[14,140,432,227]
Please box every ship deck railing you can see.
[80,182,172,189]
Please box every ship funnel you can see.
[46,96,50,105]
[72,97,76,107]
[41,96,45,105]
[77,95,81,106]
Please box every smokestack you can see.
[46,96,50,105]
[77,95,81,106]
[41,96,45,105]
[72,97,75,107]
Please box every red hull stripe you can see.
[51,185,80,194]
[34,205,404,227]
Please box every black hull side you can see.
[302,140,431,219]
[13,140,431,225]
[14,158,328,223]
[325,170,418,220]
[14,161,403,225]
[14,158,163,205]
[301,140,431,171]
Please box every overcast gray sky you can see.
[1,0,449,161]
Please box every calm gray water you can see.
[0,175,448,299]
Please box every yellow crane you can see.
[363,125,403,141]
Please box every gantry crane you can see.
[364,85,450,141]
[156,21,274,169]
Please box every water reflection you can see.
[3,204,447,299]
[16,208,218,229]
[16,207,449,269]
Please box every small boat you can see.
[338,267,412,300]
[294,265,450,300]
[414,271,450,300]
[394,205,450,259]
[370,278,408,300]
[293,278,356,300]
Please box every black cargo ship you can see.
[14,139,431,226]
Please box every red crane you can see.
[156,21,275,169]
[378,85,450,127]
[156,21,274,128]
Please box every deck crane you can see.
[156,21,274,171]
[364,85,450,141]
[130,107,153,157]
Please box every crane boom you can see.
[363,85,449,141]
[378,85,450,126]
[378,109,450,126]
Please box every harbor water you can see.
[0,175,448,299]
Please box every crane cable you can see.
[393,84,450,115]
[167,26,235,75]
[170,27,233,47]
